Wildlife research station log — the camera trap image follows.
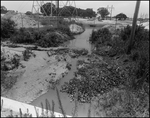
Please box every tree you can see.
[59,6,75,17]
[1,18,17,38]
[85,8,96,18]
[1,6,8,14]
[115,13,127,20]
[25,11,32,15]
[59,6,96,18]
[40,2,56,16]
[97,7,109,20]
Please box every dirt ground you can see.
[2,47,71,104]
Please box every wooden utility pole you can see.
[38,8,39,32]
[110,5,114,20]
[127,1,141,54]
[56,0,59,28]
[51,0,53,16]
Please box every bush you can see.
[37,32,62,48]
[120,25,149,48]
[61,61,125,103]
[22,49,33,61]
[1,71,17,90]
[94,88,149,117]
[57,24,72,37]
[1,18,17,38]
[89,28,112,46]
[7,19,75,47]
[10,28,35,44]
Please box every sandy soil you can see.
[2,12,43,29]
[2,47,70,104]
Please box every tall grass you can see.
[56,87,66,117]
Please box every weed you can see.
[56,87,66,117]
[22,49,32,61]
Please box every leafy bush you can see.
[37,32,62,48]
[10,28,35,44]
[61,61,125,103]
[1,18,17,38]
[89,28,112,46]
[9,22,74,47]
[57,24,72,37]
[1,71,17,90]
[120,25,149,48]
[94,88,149,117]
[107,37,127,56]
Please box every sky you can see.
[1,1,149,18]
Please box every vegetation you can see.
[60,24,149,117]
[0,18,77,47]
[59,6,96,18]
[25,11,33,15]
[40,2,96,18]
[40,2,56,16]
[1,7,149,117]
[61,61,125,103]
[1,6,8,14]
[97,7,110,20]
[1,18,17,39]
[1,55,20,91]
[115,13,128,20]
[89,28,112,47]
[22,49,34,61]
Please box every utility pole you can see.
[107,5,114,20]
[38,8,39,32]
[110,5,114,20]
[56,0,59,28]
[107,5,109,20]
[51,0,53,16]
[127,1,141,54]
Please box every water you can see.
[30,26,97,116]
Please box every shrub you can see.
[22,49,32,61]
[89,28,112,45]
[108,37,127,56]
[1,18,17,38]
[10,28,35,44]
[120,25,149,47]
[57,24,72,37]
[61,61,125,103]
[37,32,61,48]
[40,19,51,26]
[94,88,149,117]
[1,71,17,90]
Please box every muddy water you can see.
[30,26,98,116]
[68,27,94,53]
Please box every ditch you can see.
[30,25,98,116]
